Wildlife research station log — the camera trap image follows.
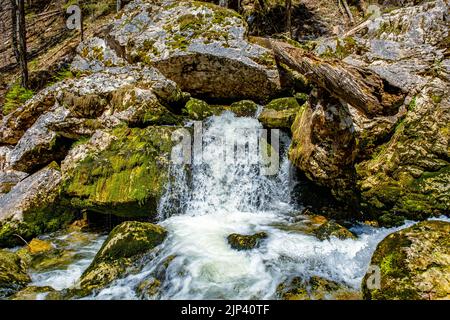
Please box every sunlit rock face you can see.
[106,0,282,101]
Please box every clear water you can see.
[25,112,447,300]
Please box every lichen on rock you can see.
[362,220,450,300]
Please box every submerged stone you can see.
[313,221,356,241]
[227,232,268,250]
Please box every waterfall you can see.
[27,112,433,300]
[86,112,415,300]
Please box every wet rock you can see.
[277,276,360,300]
[62,126,180,218]
[227,100,259,117]
[0,163,74,247]
[356,79,450,225]
[78,221,167,295]
[136,278,161,299]
[258,97,305,129]
[362,220,450,300]
[9,285,56,300]
[227,232,268,250]
[108,0,282,101]
[313,221,356,241]
[0,250,31,297]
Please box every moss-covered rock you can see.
[362,220,450,300]
[258,97,305,129]
[356,80,450,226]
[227,232,268,250]
[77,221,167,296]
[277,276,360,300]
[183,98,223,120]
[0,250,31,297]
[62,126,179,218]
[313,221,356,241]
[227,100,259,117]
[9,285,55,300]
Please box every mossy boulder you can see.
[0,250,31,297]
[313,221,356,241]
[183,98,223,120]
[362,220,450,300]
[227,232,268,251]
[258,97,305,129]
[62,126,180,218]
[77,221,167,296]
[227,100,259,117]
[277,276,360,300]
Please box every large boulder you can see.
[61,125,179,218]
[362,220,450,300]
[77,221,167,296]
[0,250,31,297]
[289,0,449,224]
[107,0,282,101]
[0,163,75,247]
[0,66,187,174]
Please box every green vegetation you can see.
[3,84,34,115]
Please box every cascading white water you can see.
[86,112,419,300]
[25,112,448,300]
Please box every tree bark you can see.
[270,40,405,117]
[17,0,29,89]
[285,0,292,37]
[10,0,19,63]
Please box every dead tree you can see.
[116,0,122,12]
[17,0,28,88]
[270,40,405,117]
[10,0,20,63]
[285,0,292,37]
[10,0,28,88]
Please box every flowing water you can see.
[25,112,444,299]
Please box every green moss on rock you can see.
[0,250,31,297]
[227,232,268,251]
[258,97,305,129]
[362,220,450,300]
[62,126,178,218]
[77,221,167,296]
[313,221,356,241]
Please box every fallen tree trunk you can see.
[270,40,405,117]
